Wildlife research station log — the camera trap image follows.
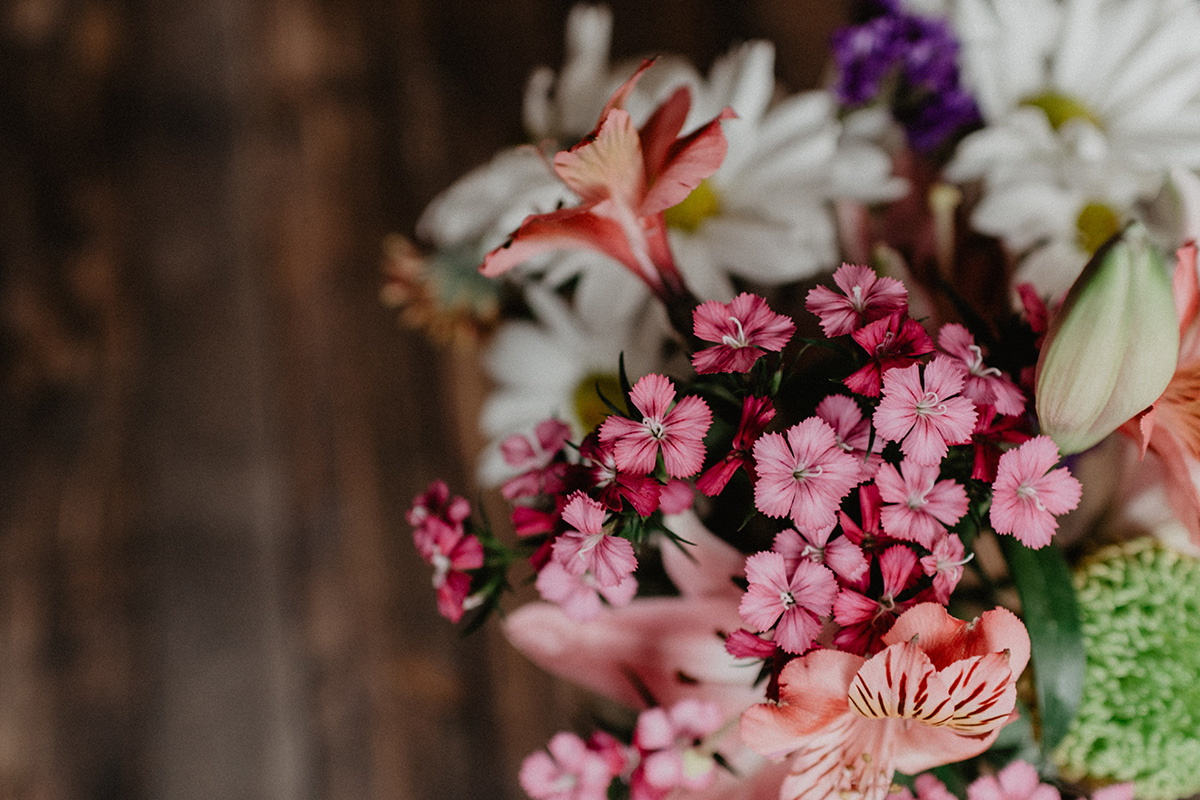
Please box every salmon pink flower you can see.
[696,395,775,496]
[691,292,795,374]
[752,417,863,532]
[845,311,935,397]
[740,603,1030,800]
[482,59,735,303]
[937,323,1025,417]
[874,356,978,465]
[806,263,909,338]
[989,436,1082,549]
[739,550,838,654]
[600,373,712,478]
[552,492,637,588]
[1123,241,1200,544]
[875,460,969,548]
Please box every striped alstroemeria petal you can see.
[777,714,898,800]
[847,642,953,726]
[937,652,1018,734]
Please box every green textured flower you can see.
[1055,539,1200,800]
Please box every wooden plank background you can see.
[0,2,846,798]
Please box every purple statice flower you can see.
[831,5,981,152]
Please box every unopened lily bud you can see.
[1035,223,1179,455]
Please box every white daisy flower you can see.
[942,0,1200,296]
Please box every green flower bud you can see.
[1055,539,1200,800]
[1035,223,1179,455]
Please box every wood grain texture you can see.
[0,2,847,798]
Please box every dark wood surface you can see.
[0,2,845,798]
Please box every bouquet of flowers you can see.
[392,3,1200,799]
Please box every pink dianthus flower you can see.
[600,373,712,478]
[552,492,637,588]
[938,323,1025,417]
[874,355,978,465]
[806,262,909,338]
[739,550,837,654]
[752,417,863,532]
[875,460,969,548]
[989,436,1082,549]
[691,293,795,374]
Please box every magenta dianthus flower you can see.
[806,262,908,338]
[691,292,795,374]
[845,311,935,397]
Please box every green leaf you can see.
[998,537,1086,756]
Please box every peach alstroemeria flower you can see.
[740,603,1030,800]
[482,59,735,304]
[1124,240,1200,545]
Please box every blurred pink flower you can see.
[631,699,725,800]
[520,731,627,800]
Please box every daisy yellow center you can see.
[1021,91,1102,131]
[1075,201,1122,255]
[664,179,721,232]
[574,372,622,432]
